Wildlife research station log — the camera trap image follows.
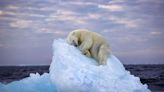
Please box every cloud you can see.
[0,43,15,48]
[121,36,148,43]
[0,10,3,15]
[1,10,46,18]
[150,31,161,35]
[108,16,142,28]
[6,4,54,12]
[114,19,139,28]
[136,0,164,4]
[116,47,164,57]
[45,9,87,24]
[62,1,97,6]
[53,31,68,35]
[87,13,101,20]
[6,5,19,10]
[104,32,148,45]
[98,4,124,11]
[56,9,77,15]
[0,44,4,47]
[37,28,67,35]
[114,46,164,64]
[10,20,33,29]
[46,14,86,24]
[108,0,125,4]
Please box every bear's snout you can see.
[72,40,78,47]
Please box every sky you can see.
[0,0,164,65]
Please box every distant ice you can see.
[0,73,57,92]
[0,39,151,92]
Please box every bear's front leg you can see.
[83,50,91,57]
[79,37,92,58]
[79,38,92,52]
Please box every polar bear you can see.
[66,29,111,65]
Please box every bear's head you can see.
[66,31,78,47]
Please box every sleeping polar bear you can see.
[66,29,111,65]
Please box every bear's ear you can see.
[72,32,75,35]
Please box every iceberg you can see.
[50,39,150,92]
[0,39,151,92]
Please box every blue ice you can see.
[0,39,151,92]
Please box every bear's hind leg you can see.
[98,45,110,65]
